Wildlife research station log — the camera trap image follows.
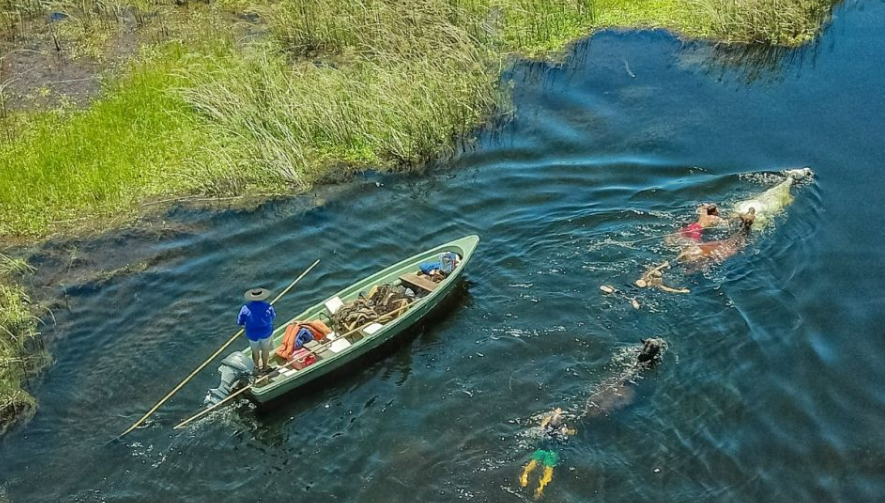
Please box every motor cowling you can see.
[204,351,254,406]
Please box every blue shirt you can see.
[237,301,276,341]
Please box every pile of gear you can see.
[330,283,416,332]
[419,251,459,284]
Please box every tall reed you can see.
[686,0,836,45]
[179,0,508,194]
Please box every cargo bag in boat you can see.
[290,348,317,370]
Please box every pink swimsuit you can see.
[680,222,703,242]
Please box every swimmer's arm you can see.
[658,284,690,294]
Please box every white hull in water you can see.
[731,167,814,230]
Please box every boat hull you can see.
[246,235,479,404]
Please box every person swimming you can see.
[518,339,666,499]
[676,203,724,243]
[519,408,575,499]
[677,208,755,264]
[635,261,690,293]
[638,167,813,293]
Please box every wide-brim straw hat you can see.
[244,288,271,302]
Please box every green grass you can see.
[0,0,840,239]
[0,45,207,237]
[686,0,836,45]
[181,50,505,193]
[179,0,507,193]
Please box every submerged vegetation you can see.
[0,253,48,434]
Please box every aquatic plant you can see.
[686,0,837,45]
[0,253,34,276]
[0,255,47,434]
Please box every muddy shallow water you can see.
[3,2,885,502]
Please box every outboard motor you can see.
[204,351,254,406]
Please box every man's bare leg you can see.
[261,345,270,372]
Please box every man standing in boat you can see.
[237,288,276,375]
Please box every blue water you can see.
[3,2,885,501]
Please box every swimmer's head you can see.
[740,208,756,231]
[638,338,666,364]
[548,408,564,427]
[543,408,575,439]
[705,204,719,216]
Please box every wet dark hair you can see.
[706,204,719,216]
[739,208,756,234]
[638,338,663,363]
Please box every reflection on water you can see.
[3,1,885,502]
[678,0,848,85]
[679,40,822,84]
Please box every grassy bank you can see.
[0,45,209,236]
[179,0,506,194]
[0,0,840,238]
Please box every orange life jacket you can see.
[274,320,332,360]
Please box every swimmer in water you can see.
[677,209,755,264]
[519,408,575,499]
[519,339,666,499]
[675,203,724,244]
[652,204,724,291]
[638,168,813,293]
[635,261,690,293]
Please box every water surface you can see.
[3,2,885,501]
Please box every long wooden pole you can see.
[173,302,412,430]
[119,259,321,437]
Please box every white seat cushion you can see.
[363,323,384,335]
[329,339,351,353]
[324,296,344,315]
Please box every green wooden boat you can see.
[244,235,480,404]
